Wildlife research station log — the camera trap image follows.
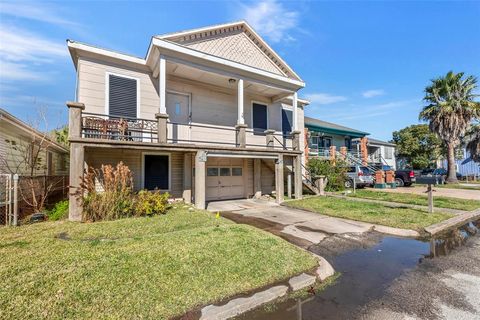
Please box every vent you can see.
[108,74,137,118]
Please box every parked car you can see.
[345,165,374,188]
[394,169,416,187]
[416,168,463,184]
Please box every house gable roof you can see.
[156,21,302,81]
[305,116,370,138]
[368,138,396,147]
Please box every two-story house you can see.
[66,21,308,221]
[305,116,396,169]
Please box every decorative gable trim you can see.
[156,21,302,81]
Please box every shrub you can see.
[80,162,134,221]
[307,158,347,191]
[47,200,69,221]
[134,190,170,216]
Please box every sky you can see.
[0,0,479,141]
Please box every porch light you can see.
[228,78,236,84]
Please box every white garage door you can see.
[206,158,244,201]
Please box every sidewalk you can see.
[207,199,419,245]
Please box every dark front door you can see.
[144,155,169,190]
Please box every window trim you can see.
[105,71,141,118]
[250,100,269,133]
[141,152,171,191]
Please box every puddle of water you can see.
[236,221,479,320]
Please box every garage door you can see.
[206,158,244,201]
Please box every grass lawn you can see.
[0,206,317,319]
[285,196,454,230]
[346,189,480,211]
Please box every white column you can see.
[159,55,166,114]
[237,78,244,124]
[292,91,298,131]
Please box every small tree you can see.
[419,71,480,183]
[0,110,64,213]
[392,124,443,169]
[307,158,347,191]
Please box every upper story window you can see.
[108,74,138,118]
[282,109,292,134]
[385,147,393,159]
[252,102,268,135]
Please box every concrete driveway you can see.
[380,185,480,201]
[207,199,375,246]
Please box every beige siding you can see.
[77,57,159,119]
[0,128,68,176]
[84,148,184,198]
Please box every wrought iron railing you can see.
[81,113,158,142]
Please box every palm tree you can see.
[419,71,480,183]
[465,124,480,162]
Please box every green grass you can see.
[346,189,480,211]
[0,206,317,320]
[285,197,454,230]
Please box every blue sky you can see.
[0,0,479,140]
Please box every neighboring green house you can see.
[305,116,369,153]
[305,116,396,169]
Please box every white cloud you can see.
[0,2,79,28]
[304,93,348,105]
[241,0,299,43]
[362,89,385,98]
[0,25,68,82]
[326,99,419,121]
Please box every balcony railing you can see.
[82,113,158,142]
[78,112,299,151]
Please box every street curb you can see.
[199,253,335,320]
[424,209,480,236]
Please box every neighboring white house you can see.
[66,21,309,220]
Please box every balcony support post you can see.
[66,101,85,139]
[195,150,207,209]
[68,143,84,221]
[237,78,244,125]
[294,155,303,199]
[235,124,247,148]
[265,129,275,149]
[275,154,284,203]
[159,55,167,114]
[155,113,168,143]
[292,92,298,131]
[291,130,301,151]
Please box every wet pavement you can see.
[234,221,480,320]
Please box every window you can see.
[282,109,292,134]
[385,147,393,159]
[344,138,352,150]
[232,168,243,176]
[144,155,169,190]
[108,74,137,118]
[47,152,53,175]
[207,168,219,176]
[175,102,181,115]
[320,137,332,148]
[252,103,268,135]
[220,168,231,176]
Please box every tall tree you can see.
[465,124,480,162]
[392,124,442,169]
[419,71,480,183]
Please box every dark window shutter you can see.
[282,109,292,134]
[109,74,137,118]
[252,103,268,135]
[144,155,169,190]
